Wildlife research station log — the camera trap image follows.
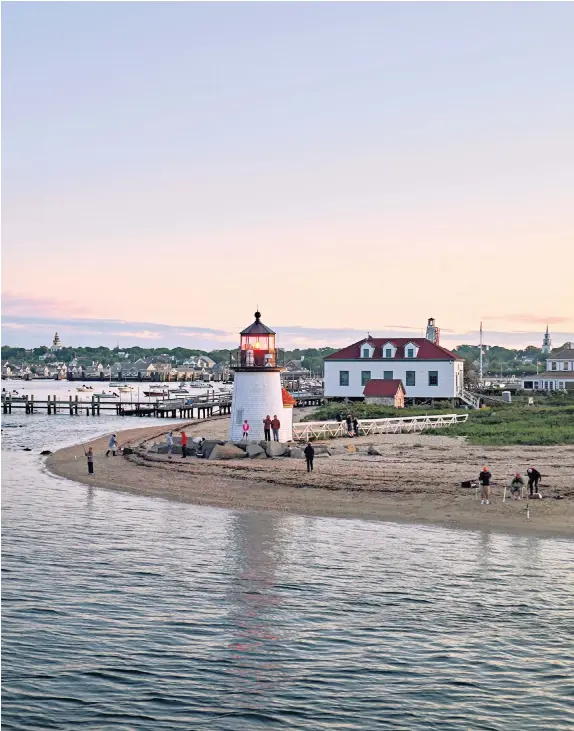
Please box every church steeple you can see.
[541,325,552,354]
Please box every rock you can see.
[209,444,247,460]
[40,450,52,456]
[122,447,134,456]
[313,445,331,455]
[246,444,266,459]
[315,452,331,459]
[262,441,289,458]
[201,440,225,459]
[367,445,383,456]
[289,447,304,459]
[346,444,356,453]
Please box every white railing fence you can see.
[293,413,469,441]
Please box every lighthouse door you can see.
[235,408,244,425]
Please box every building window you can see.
[362,348,370,358]
[549,381,554,390]
[428,371,438,386]
[339,370,349,387]
[564,362,569,370]
[407,349,414,358]
[361,371,371,386]
[406,371,416,387]
[559,382,565,390]
[385,348,392,358]
[384,371,393,380]
[551,361,557,370]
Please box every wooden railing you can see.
[292,413,469,441]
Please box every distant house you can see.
[523,343,574,391]
[2,364,12,378]
[182,355,216,369]
[283,359,311,377]
[363,379,406,408]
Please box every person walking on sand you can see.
[527,467,541,496]
[86,446,94,475]
[242,420,250,440]
[106,434,118,457]
[263,414,272,442]
[479,466,492,505]
[271,414,281,442]
[304,442,315,472]
[166,431,174,460]
[510,473,524,500]
[180,429,188,458]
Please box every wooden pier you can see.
[2,393,231,420]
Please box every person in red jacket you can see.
[180,430,188,458]
[271,414,281,441]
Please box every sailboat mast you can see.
[479,322,483,382]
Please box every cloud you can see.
[1,314,573,351]
[1,292,94,318]
[484,314,573,326]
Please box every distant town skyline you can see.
[2,4,573,345]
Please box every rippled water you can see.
[2,414,574,729]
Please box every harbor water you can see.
[2,412,573,730]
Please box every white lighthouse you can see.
[229,311,293,443]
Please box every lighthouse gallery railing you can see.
[292,413,469,441]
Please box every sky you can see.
[2,2,573,351]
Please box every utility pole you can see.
[479,322,483,383]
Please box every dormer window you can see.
[382,342,396,359]
[405,342,419,358]
[361,341,375,358]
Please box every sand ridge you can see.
[46,415,574,538]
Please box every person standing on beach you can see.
[353,416,360,437]
[86,446,94,474]
[166,431,174,460]
[106,434,118,457]
[180,430,188,458]
[263,415,272,442]
[242,420,250,440]
[346,414,353,437]
[479,466,492,505]
[304,442,315,472]
[527,467,541,496]
[271,414,281,442]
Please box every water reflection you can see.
[223,511,287,704]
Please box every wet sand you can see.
[46,416,574,537]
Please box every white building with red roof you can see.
[324,320,464,402]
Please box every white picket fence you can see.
[293,413,469,441]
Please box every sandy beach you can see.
[46,415,574,537]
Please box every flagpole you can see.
[479,322,483,383]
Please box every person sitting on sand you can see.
[242,420,250,440]
[510,473,524,500]
[479,466,492,505]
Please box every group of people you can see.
[478,466,542,505]
[241,415,281,442]
[165,430,205,459]
[337,413,360,437]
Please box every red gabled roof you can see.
[363,379,405,397]
[325,338,461,361]
[281,387,297,406]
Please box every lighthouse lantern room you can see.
[229,311,293,443]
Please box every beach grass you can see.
[307,394,574,446]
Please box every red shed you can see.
[363,379,406,408]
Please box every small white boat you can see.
[94,391,118,399]
[76,385,93,392]
[118,386,134,393]
[143,389,169,397]
[169,388,190,395]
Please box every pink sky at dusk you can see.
[2,3,573,350]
